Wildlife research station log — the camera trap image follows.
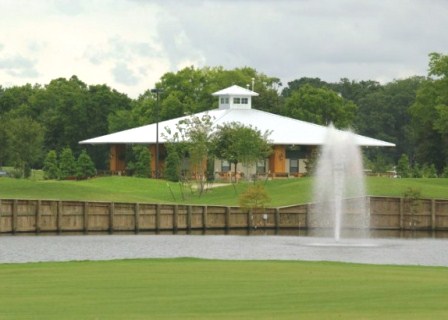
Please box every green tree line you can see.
[1,53,448,176]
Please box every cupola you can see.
[212,85,259,110]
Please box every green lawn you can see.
[0,259,447,319]
[0,176,447,206]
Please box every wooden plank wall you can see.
[1,197,448,234]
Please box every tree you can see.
[164,145,182,182]
[409,53,448,173]
[283,84,357,128]
[164,114,214,194]
[396,154,411,178]
[355,77,423,165]
[0,117,7,166]
[281,77,329,98]
[239,183,271,218]
[212,122,272,179]
[59,147,77,179]
[126,145,151,178]
[76,150,96,179]
[43,150,60,180]
[157,66,281,118]
[4,116,44,178]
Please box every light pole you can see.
[151,88,163,179]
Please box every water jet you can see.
[310,125,369,242]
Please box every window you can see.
[221,160,230,172]
[290,159,299,174]
[257,160,266,174]
[224,97,229,104]
[220,97,225,104]
[241,98,248,104]
[233,97,241,104]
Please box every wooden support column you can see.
[431,199,436,231]
[173,205,178,234]
[0,199,3,233]
[12,200,18,234]
[399,198,404,230]
[187,206,192,234]
[83,202,89,234]
[36,200,41,234]
[109,202,115,234]
[57,201,62,234]
[134,203,140,234]
[225,207,230,234]
[275,208,280,234]
[247,209,253,231]
[202,206,208,233]
[155,204,161,234]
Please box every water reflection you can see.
[3,229,448,239]
[107,228,448,239]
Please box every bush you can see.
[421,164,438,178]
[127,145,151,178]
[43,150,60,180]
[164,149,181,182]
[396,154,411,178]
[442,166,448,178]
[76,150,96,179]
[59,147,77,179]
[239,183,271,213]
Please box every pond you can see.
[1,232,448,266]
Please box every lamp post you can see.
[151,88,163,179]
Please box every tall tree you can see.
[157,66,281,119]
[3,116,44,177]
[409,52,448,172]
[283,84,357,128]
[355,77,423,164]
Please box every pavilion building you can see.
[80,85,394,178]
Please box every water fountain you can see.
[310,124,370,242]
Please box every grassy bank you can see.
[0,258,447,319]
[0,176,447,206]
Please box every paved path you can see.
[1,235,447,266]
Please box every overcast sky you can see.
[1,0,447,98]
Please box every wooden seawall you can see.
[0,197,447,234]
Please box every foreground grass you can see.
[0,176,447,206]
[0,259,447,319]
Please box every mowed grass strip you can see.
[0,259,447,319]
[0,176,447,206]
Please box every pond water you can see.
[1,232,448,267]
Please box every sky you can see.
[1,0,448,98]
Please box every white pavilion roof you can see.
[212,85,259,97]
[79,107,395,147]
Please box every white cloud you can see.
[0,0,448,97]
[0,54,39,78]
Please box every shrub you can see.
[396,154,411,178]
[76,150,96,179]
[59,147,77,179]
[164,149,181,182]
[43,150,59,180]
[421,164,438,178]
[127,145,151,178]
[442,166,448,178]
[239,183,271,213]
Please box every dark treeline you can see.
[1,53,448,177]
